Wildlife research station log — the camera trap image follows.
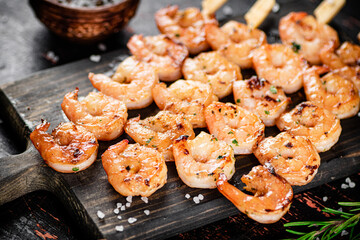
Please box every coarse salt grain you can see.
[117,203,122,208]
[121,206,126,211]
[126,202,131,208]
[128,217,137,224]
[98,43,107,51]
[114,208,120,214]
[115,225,124,232]
[185,194,190,199]
[222,5,233,16]
[338,207,343,212]
[341,183,349,189]
[193,196,200,204]
[90,55,101,63]
[198,194,204,201]
[341,230,349,236]
[349,182,356,188]
[141,196,148,203]
[272,3,280,13]
[126,196,133,203]
[323,196,328,202]
[144,210,150,215]
[358,112,360,117]
[117,215,122,220]
[345,177,351,183]
[97,210,105,219]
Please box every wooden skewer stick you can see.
[244,0,275,29]
[202,0,228,16]
[314,0,346,24]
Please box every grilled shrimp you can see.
[276,102,341,152]
[152,80,218,128]
[205,20,267,68]
[254,132,321,186]
[279,12,339,65]
[155,5,217,55]
[303,66,360,119]
[204,102,265,155]
[127,34,189,81]
[320,41,360,91]
[88,56,158,110]
[61,88,127,141]
[30,120,98,173]
[173,132,235,189]
[252,44,308,94]
[182,51,242,98]
[217,165,293,224]
[233,76,289,126]
[102,140,167,197]
[124,111,195,161]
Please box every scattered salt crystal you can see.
[331,177,335,180]
[338,207,343,212]
[97,210,105,219]
[222,5,233,16]
[128,217,137,224]
[117,203,122,208]
[126,196,133,203]
[198,194,204,201]
[349,182,356,188]
[44,51,59,64]
[117,215,122,220]
[272,3,280,13]
[316,237,320,240]
[90,54,101,63]
[144,210,150,215]
[193,196,200,204]
[341,230,349,236]
[141,196,148,203]
[323,196,328,202]
[358,112,360,117]
[341,183,349,189]
[121,206,126,211]
[115,225,124,232]
[126,202,131,208]
[98,43,107,51]
[114,208,120,214]
[185,194,190,199]
[345,177,351,183]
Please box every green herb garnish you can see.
[270,86,277,94]
[291,41,301,53]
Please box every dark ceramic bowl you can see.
[29,0,140,43]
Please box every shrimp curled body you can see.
[173,132,236,189]
[102,140,167,197]
[276,102,341,152]
[254,132,321,186]
[182,51,242,98]
[127,34,189,81]
[216,165,293,224]
[61,89,128,141]
[30,120,98,173]
[204,102,265,155]
[88,56,158,110]
[125,111,195,161]
[233,76,290,127]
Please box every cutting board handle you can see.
[0,145,51,205]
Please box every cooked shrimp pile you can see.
[30,3,360,225]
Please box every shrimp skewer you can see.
[127,34,189,81]
[88,56,158,110]
[61,88,128,141]
[152,80,218,128]
[254,132,321,186]
[279,12,339,65]
[217,165,293,224]
[182,51,242,98]
[303,66,360,119]
[124,111,195,161]
[30,120,98,173]
[252,44,308,94]
[233,76,290,127]
[205,20,267,68]
[155,5,217,55]
[276,102,341,152]
[102,140,167,197]
[173,132,236,189]
[204,102,265,155]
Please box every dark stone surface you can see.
[0,0,359,239]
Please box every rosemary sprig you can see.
[284,202,360,240]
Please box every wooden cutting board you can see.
[1,7,360,240]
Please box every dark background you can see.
[0,0,360,239]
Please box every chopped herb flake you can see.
[72,167,79,172]
[291,41,301,53]
[228,131,234,134]
[265,110,270,115]
[145,136,154,145]
[232,139,239,146]
[270,86,277,94]
[236,99,241,103]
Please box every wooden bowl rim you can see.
[39,0,136,12]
